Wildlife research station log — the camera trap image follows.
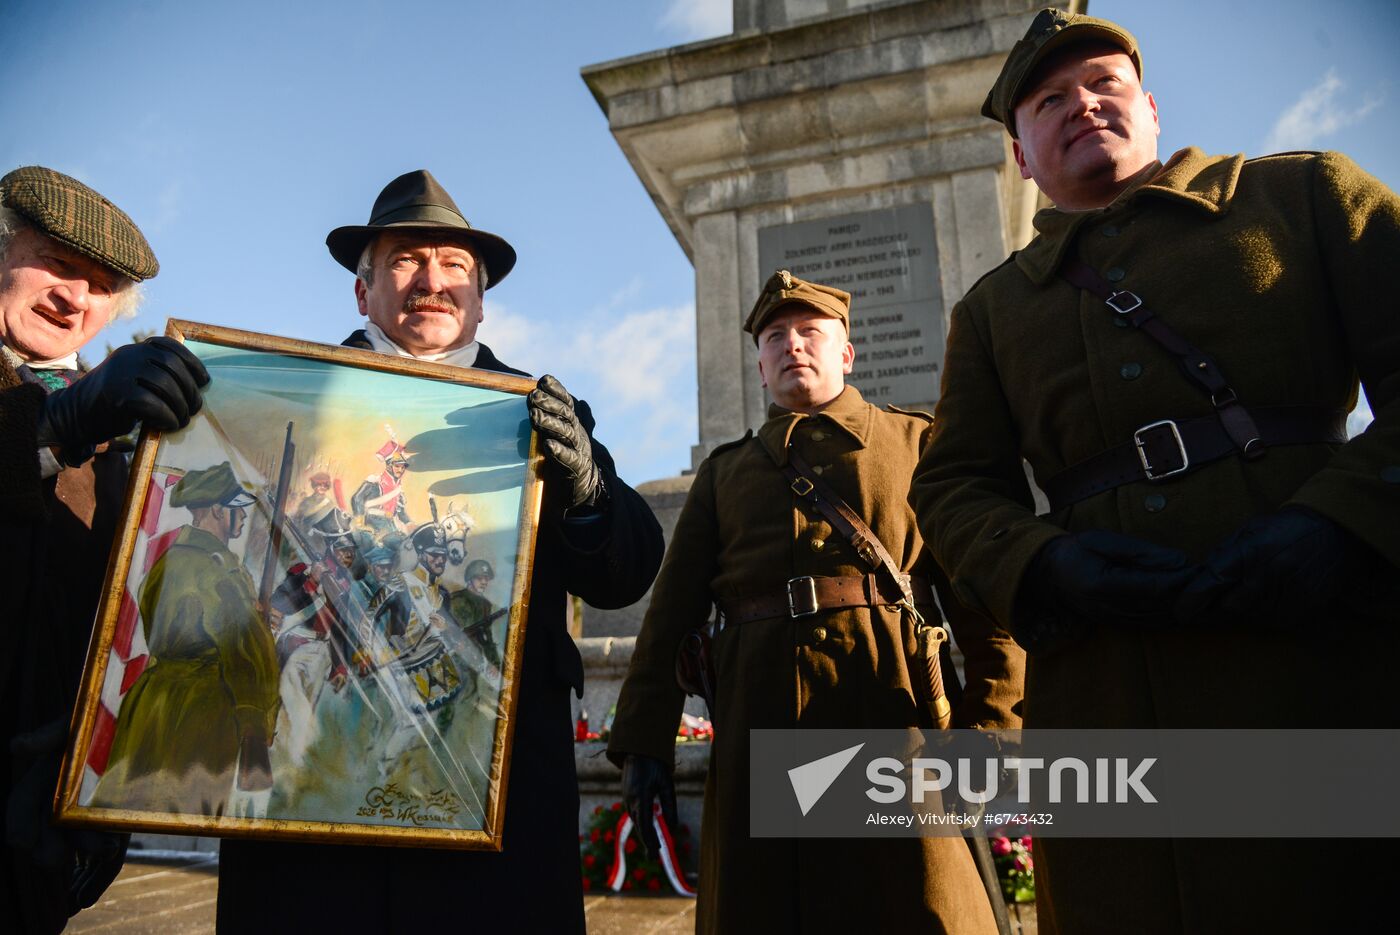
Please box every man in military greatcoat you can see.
[912,8,1400,933]
[609,270,1024,935]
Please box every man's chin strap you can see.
[364,320,479,368]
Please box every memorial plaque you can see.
[758,204,942,408]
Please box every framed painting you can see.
[56,320,543,849]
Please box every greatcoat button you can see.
[810,538,826,552]
[1121,362,1143,380]
[812,626,828,643]
[1113,316,1130,329]
[811,430,827,441]
[812,465,824,475]
[1106,267,1126,282]
[1144,493,1167,512]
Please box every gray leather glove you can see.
[1013,530,1198,652]
[36,336,209,465]
[528,374,605,509]
[621,754,678,860]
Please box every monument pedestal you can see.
[583,0,1049,466]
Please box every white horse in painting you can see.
[392,499,476,592]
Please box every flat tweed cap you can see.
[983,7,1141,137]
[326,169,517,288]
[0,166,158,281]
[744,269,852,344]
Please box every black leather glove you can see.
[1176,506,1392,630]
[1015,530,1198,650]
[68,829,129,914]
[621,754,678,860]
[528,374,605,509]
[36,336,209,466]
[7,720,130,922]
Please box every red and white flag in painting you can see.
[78,470,186,802]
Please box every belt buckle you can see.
[787,576,819,618]
[1106,290,1143,315]
[1134,419,1189,480]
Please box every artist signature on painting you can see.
[356,783,463,826]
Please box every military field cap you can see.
[0,166,158,281]
[743,269,852,344]
[171,462,257,510]
[464,559,494,580]
[982,7,1142,137]
[366,545,396,566]
[411,523,448,555]
[326,169,516,287]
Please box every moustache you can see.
[403,292,459,314]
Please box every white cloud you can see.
[660,0,732,41]
[1264,69,1382,153]
[1347,390,1374,440]
[479,299,698,482]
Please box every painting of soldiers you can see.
[60,324,549,851]
[91,462,280,816]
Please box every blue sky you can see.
[2,0,1395,483]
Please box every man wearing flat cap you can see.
[913,7,1400,931]
[607,270,1024,935]
[0,166,208,933]
[95,462,280,817]
[216,170,664,934]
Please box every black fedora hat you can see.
[326,169,516,288]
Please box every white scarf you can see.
[364,321,479,368]
[1,342,78,371]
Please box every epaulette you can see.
[704,430,754,461]
[884,404,934,423]
[1245,150,1321,165]
[963,252,1020,297]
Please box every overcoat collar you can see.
[758,385,873,465]
[1015,147,1246,285]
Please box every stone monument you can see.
[583,0,1052,469]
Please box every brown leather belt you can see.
[720,574,935,628]
[1042,405,1347,513]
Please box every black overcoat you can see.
[216,336,664,934]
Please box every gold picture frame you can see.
[56,320,543,850]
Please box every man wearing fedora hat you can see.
[0,166,209,933]
[216,170,664,934]
[912,7,1400,931]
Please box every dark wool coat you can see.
[912,148,1400,934]
[610,386,1024,935]
[216,336,664,934]
[0,355,128,934]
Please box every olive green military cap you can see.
[0,166,158,281]
[743,269,852,344]
[982,7,1142,137]
[171,462,257,510]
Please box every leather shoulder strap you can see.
[1060,255,1265,458]
[782,444,913,605]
